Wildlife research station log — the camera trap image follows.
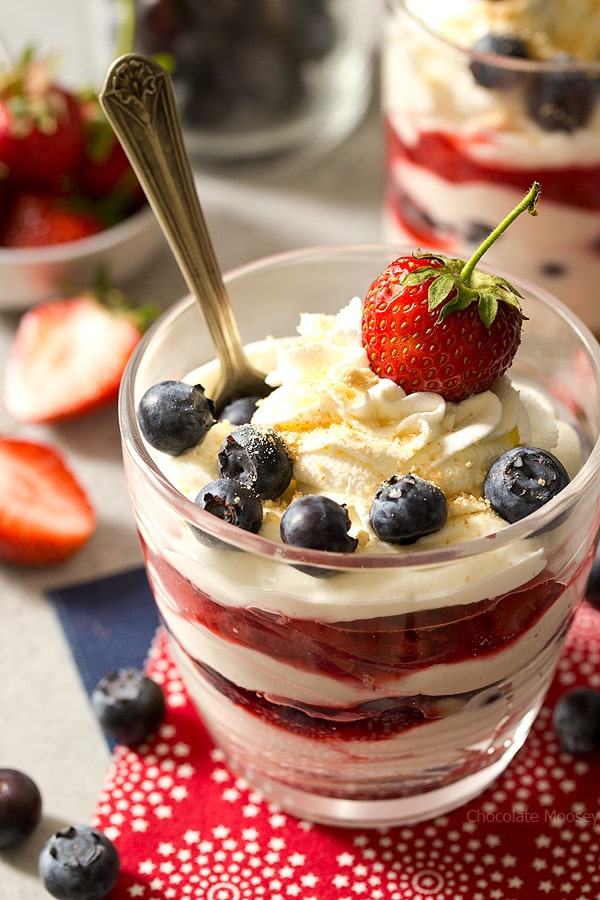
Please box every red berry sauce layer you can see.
[385,116,600,247]
[143,541,570,741]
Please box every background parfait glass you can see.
[120,245,600,827]
[382,0,600,335]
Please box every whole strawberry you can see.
[362,183,541,402]
[0,50,85,189]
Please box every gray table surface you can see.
[0,93,384,898]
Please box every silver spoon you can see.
[99,53,269,413]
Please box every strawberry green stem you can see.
[460,182,541,284]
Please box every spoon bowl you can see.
[99,53,269,413]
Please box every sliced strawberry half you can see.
[4,292,156,423]
[0,53,86,188]
[0,437,96,566]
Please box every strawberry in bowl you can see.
[0,52,85,190]
[0,49,161,308]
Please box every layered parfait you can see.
[126,192,600,824]
[383,0,600,333]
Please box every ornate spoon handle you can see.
[100,53,268,410]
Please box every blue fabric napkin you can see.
[48,567,160,702]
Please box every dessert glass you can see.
[119,245,600,827]
[382,1,600,334]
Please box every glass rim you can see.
[389,0,600,75]
[119,242,600,572]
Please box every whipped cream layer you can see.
[160,297,580,555]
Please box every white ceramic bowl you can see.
[0,203,163,309]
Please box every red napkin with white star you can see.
[94,604,600,900]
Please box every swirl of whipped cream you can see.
[252,298,574,528]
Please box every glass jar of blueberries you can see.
[133,0,377,165]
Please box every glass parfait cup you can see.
[119,245,600,827]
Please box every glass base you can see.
[229,733,527,829]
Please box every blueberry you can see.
[394,189,440,235]
[218,424,293,500]
[230,36,305,116]
[552,687,600,753]
[464,221,495,245]
[470,33,529,89]
[91,669,166,746]
[134,0,187,54]
[218,395,260,425]
[137,380,215,456]
[284,0,336,61]
[280,495,358,553]
[0,768,42,848]
[39,825,120,900]
[540,260,568,278]
[194,478,263,535]
[525,58,597,132]
[484,446,570,523]
[370,474,447,545]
